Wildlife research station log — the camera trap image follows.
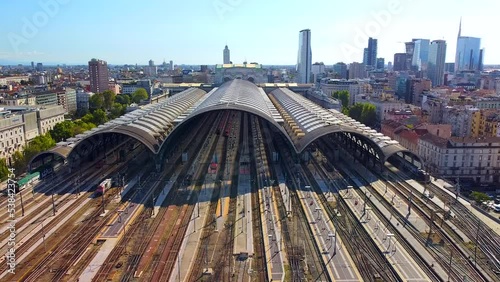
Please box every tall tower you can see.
[223,45,230,64]
[367,37,378,67]
[412,39,430,71]
[428,40,447,86]
[297,29,312,83]
[88,58,109,93]
[455,18,481,72]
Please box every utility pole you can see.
[447,246,454,282]
[51,186,56,216]
[19,188,24,216]
[474,220,481,267]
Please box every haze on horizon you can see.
[0,0,498,66]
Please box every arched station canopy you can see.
[269,88,424,165]
[30,80,424,168]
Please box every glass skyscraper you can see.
[428,40,447,86]
[455,36,481,71]
[297,29,312,84]
[411,39,430,71]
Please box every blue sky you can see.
[0,0,497,65]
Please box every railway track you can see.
[19,186,128,282]
[326,142,488,281]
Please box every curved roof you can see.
[31,80,423,168]
[269,88,424,164]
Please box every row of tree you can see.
[332,90,377,127]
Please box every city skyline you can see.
[0,0,498,65]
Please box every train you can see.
[96,179,112,195]
[3,172,40,194]
[389,155,430,184]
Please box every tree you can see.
[332,90,350,111]
[470,191,491,205]
[81,113,94,124]
[0,158,10,181]
[73,120,96,135]
[131,88,148,103]
[115,94,131,105]
[348,103,364,121]
[92,109,108,125]
[50,120,75,142]
[102,90,116,110]
[360,103,377,127]
[110,103,125,119]
[89,93,104,110]
[12,151,25,173]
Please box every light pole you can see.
[386,233,394,253]
[117,210,123,223]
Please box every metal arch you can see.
[295,125,386,162]
[29,151,68,170]
[385,150,425,169]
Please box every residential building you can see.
[121,79,153,97]
[471,109,500,137]
[0,112,25,164]
[2,95,36,106]
[333,62,347,79]
[366,98,407,122]
[320,78,369,106]
[88,58,109,93]
[348,62,366,79]
[76,89,94,112]
[297,29,312,83]
[418,135,500,183]
[37,105,66,134]
[442,106,477,137]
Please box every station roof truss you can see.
[32,80,422,167]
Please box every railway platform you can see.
[341,186,432,282]
[170,177,215,282]
[340,164,449,281]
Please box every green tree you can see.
[131,88,148,103]
[332,90,350,110]
[115,94,131,105]
[92,109,108,125]
[12,151,25,173]
[110,103,125,119]
[50,120,75,142]
[81,113,94,124]
[73,120,96,135]
[360,103,377,127]
[89,93,104,110]
[0,158,10,181]
[348,103,364,121]
[470,191,491,205]
[102,90,116,110]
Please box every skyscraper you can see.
[88,58,109,94]
[455,19,482,72]
[393,53,409,71]
[149,59,154,67]
[333,62,348,79]
[363,37,377,68]
[412,39,430,71]
[223,45,230,64]
[297,29,312,83]
[376,58,385,70]
[428,40,447,86]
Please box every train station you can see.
[4,79,498,281]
